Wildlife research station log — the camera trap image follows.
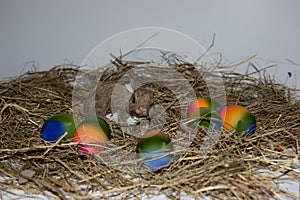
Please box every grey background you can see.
[0,0,299,88]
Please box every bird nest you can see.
[0,53,299,200]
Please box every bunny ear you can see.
[125,80,134,94]
[125,83,134,94]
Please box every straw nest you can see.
[0,53,299,200]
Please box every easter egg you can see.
[187,97,224,117]
[137,130,173,172]
[73,117,111,155]
[219,105,256,136]
[41,113,79,142]
[187,97,224,128]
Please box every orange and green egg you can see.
[187,98,256,136]
[219,105,256,136]
[187,97,224,129]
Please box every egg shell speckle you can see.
[219,105,256,136]
[137,130,173,172]
[41,113,79,142]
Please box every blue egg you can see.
[41,114,79,142]
[137,130,173,172]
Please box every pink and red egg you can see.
[73,117,111,155]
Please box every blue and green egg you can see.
[137,130,173,172]
[41,113,79,142]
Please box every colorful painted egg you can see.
[187,97,224,128]
[187,97,224,117]
[219,105,256,136]
[73,117,111,155]
[137,130,173,172]
[41,113,79,142]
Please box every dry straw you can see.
[0,53,299,199]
